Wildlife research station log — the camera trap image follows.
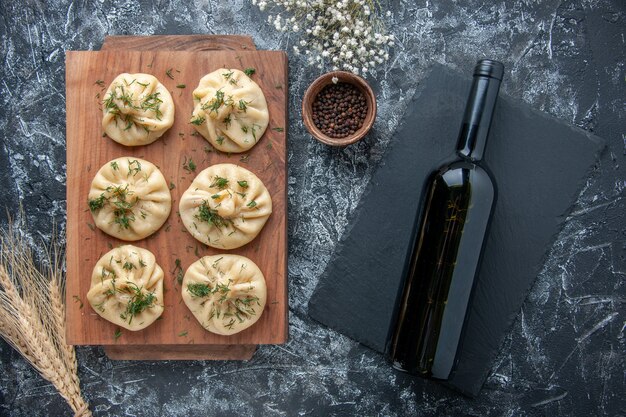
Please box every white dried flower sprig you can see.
[251,0,395,76]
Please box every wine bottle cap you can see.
[474,59,504,81]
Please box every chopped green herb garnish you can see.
[237,180,249,189]
[202,90,227,114]
[272,127,284,132]
[166,68,174,79]
[114,328,122,340]
[119,282,156,325]
[113,208,135,230]
[210,176,229,189]
[187,283,212,297]
[122,261,135,271]
[195,201,229,228]
[212,257,223,268]
[190,115,205,126]
[183,157,196,173]
[238,296,260,306]
[174,259,184,285]
[122,117,133,131]
[141,92,163,120]
[127,159,142,177]
[107,184,129,200]
[215,282,231,301]
[104,82,159,133]
[247,200,257,209]
[88,194,106,212]
[176,84,186,89]
[110,161,119,170]
[169,182,176,190]
[238,99,249,112]
[244,67,256,77]
[95,80,105,87]
[178,331,188,337]
[73,295,83,309]
[216,136,225,145]
[102,184,139,230]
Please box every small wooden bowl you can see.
[302,71,377,147]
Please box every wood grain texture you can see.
[99,35,266,361]
[104,344,257,360]
[100,35,256,51]
[65,49,288,346]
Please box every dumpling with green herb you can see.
[102,73,175,146]
[88,157,171,241]
[87,245,164,331]
[190,68,269,153]
[182,254,267,336]
[179,163,272,249]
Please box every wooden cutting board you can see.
[100,35,257,52]
[65,36,288,358]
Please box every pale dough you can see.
[102,73,175,146]
[87,245,164,331]
[190,68,269,153]
[88,157,171,241]
[182,254,267,336]
[179,163,272,249]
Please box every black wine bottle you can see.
[388,59,504,380]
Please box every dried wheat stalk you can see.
[0,221,91,417]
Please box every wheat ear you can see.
[0,221,92,417]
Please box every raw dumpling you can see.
[190,68,269,153]
[182,255,267,336]
[179,163,272,249]
[88,157,171,241]
[102,73,175,146]
[86,245,164,331]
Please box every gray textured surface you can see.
[0,1,624,416]
[308,66,606,396]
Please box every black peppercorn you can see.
[312,82,368,139]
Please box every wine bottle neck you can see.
[456,61,503,162]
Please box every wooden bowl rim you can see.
[302,71,377,147]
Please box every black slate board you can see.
[308,64,606,397]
